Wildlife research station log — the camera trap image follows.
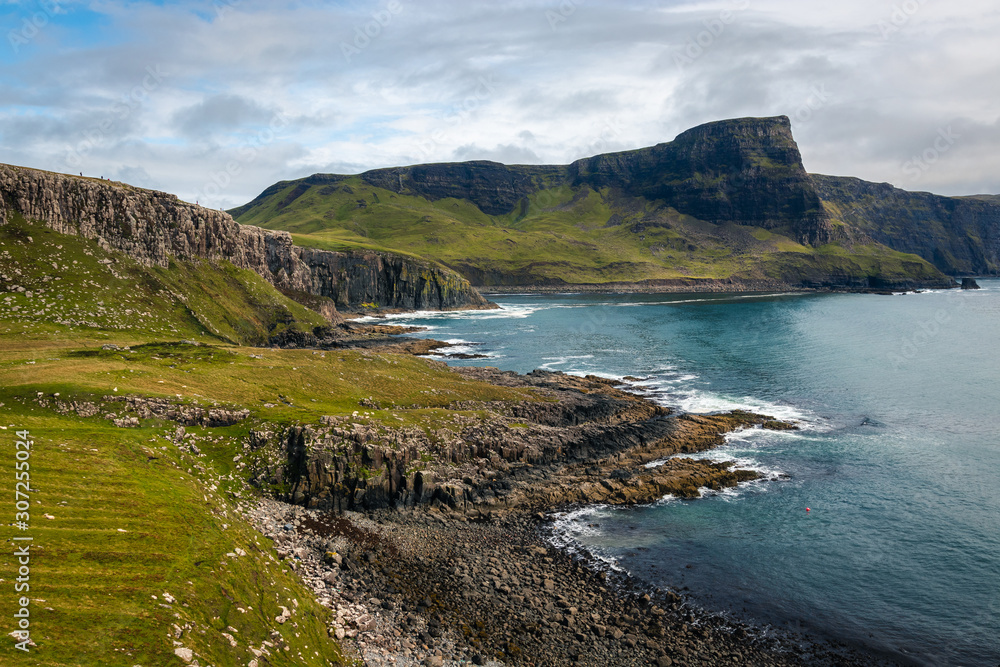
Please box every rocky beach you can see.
[235,362,887,666]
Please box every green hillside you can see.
[0,209,539,665]
[0,211,328,346]
[233,174,947,289]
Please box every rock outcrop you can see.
[246,369,791,512]
[961,277,981,289]
[0,164,491,312]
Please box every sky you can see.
[2,0,999,209]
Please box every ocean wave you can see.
[547,506,627,572]
[539,355,595,371]
[675,392,813,424]
[640,422,802,503]
[425,340,499,359]
[623,375,822,430]
[369,303,551,321]
[679,447,789,485]
[556,367,628,381]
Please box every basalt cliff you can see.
[0,163,491,314]
[244,368,784,514]
[812,174,1000,276]
[233,116,959,291]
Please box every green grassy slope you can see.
[233,175,948,288]
[0,335,537,665]
[0,213,544,665]
[0,407,345,666]
[0,212,329,346]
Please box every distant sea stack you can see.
[961,277,981,289]
[0,164,491,313]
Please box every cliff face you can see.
[228,117,961,290]
[570,116,832,245]
[360,162,563,216]
[812,174,1000,276]
[371,116,834,245]
[234,116,831,245]
[0,164,490,312]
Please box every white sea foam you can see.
[679,447,789,485]
[425,339,499,359]
[547,507,627,572]
[622,374,823,431]
[539,355,595,371]
[575,369,627,380]
[354,303,551,323]
[557,367,628,381]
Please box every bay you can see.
[373,280,1000,666]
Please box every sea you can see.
[363,279,1000,666]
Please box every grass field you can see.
[0,213,543,665]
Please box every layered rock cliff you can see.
[812,174,1000,276]
[570,116,833,245]
[360,162,564,217]
[245,369,781,512]
[236,116,832,246]
[0,164,491,312]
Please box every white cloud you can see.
[0,0,998,207]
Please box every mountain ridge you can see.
[232,116,957,291]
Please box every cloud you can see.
[172,94,277,139]
[0,0,998,206]
[451,143,543,164]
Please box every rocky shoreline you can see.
[245,501,887,667]
[232,364,897,666]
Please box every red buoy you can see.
[806,507,811,512]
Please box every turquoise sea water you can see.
[370,280,1000,666]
